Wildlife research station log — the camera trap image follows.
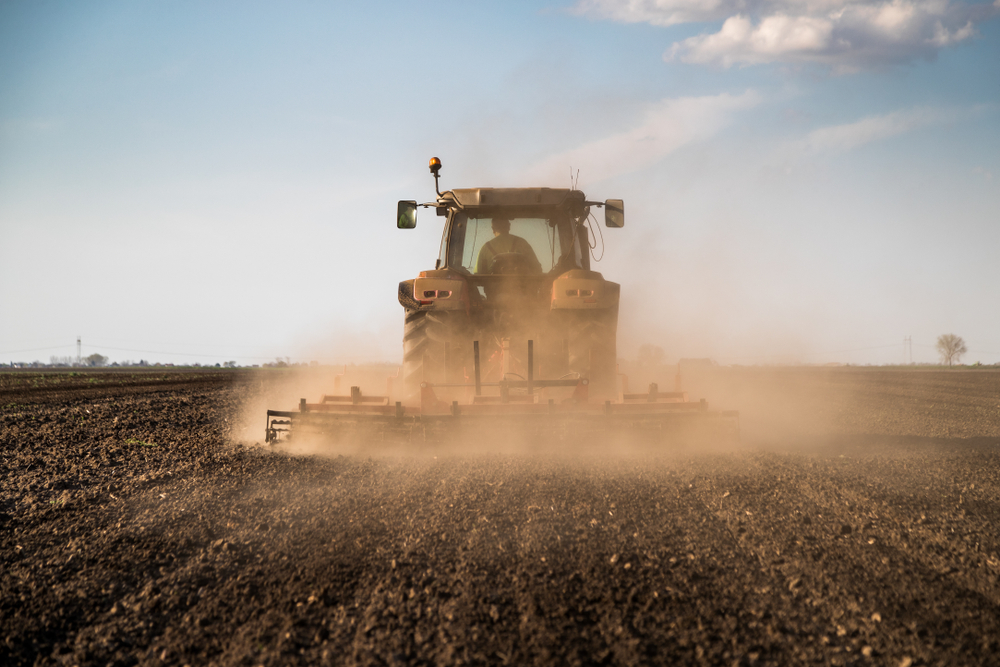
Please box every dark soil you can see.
[2,368,999,666]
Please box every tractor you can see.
[264,158,738,446]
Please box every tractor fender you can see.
[398,280,420,310]
[551,270,620,310]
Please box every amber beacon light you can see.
[429,157,443,194]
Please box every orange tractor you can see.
[265,158,738,446]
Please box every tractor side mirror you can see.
[604,199,624,228]
[397,200,417,229]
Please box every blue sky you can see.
[2,0,998,366]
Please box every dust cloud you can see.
[236,353,1000,461]
[234,356,745,461]
[236,340,796,456]
[234,363,401,454]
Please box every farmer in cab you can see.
[476,217,542,275]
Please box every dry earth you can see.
[2,367,999,666]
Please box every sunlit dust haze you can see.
[2,1,999,368]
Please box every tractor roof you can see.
[442,188,586,209]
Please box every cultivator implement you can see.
[265,341,739,448]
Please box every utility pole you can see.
[77,336,81,365]
[903,336,912,365]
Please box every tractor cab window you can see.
[445,213,585,275]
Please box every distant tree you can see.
[85,353,108,367]
[936,334,967,367]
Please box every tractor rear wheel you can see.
[558,309,618,400]
[402,309,470,399]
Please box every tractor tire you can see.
[559,309,618,400]
[402,309,470,399]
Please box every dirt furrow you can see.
[3,368,1000,666]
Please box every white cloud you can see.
[526,91,760,183]
[770,105,972,162]
[574,0,999,70]
[800,107,956,152]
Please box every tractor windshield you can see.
[445,212,586,275]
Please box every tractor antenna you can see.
[429,157,443,196]
[570,167,580,190]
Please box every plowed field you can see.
[2,368,999,666]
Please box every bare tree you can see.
[936,334,967,367]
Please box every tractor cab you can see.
[436,191,593,306]
[397,160,624,310]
